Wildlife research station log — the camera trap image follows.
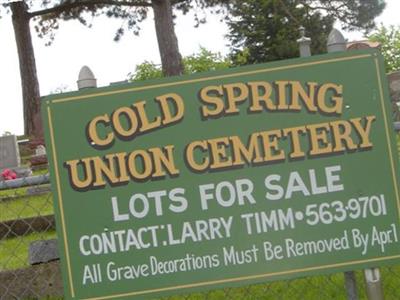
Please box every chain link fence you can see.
[0,136,400,300]
[0,169,61,299]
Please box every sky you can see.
[0,1,399,136]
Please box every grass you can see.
[32,168,49,176]
[166,273,354,300]
[0,164,51,222]
[0,231,56,271]
[0,186,29,198]
[0,193,53,222]
[160,265,400,300]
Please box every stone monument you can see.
[30,145,48,168]
[0,134,20,170]
[0,134,33,178]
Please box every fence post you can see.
[344,271,359,300]
[364,268,385,300]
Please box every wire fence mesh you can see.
[0,137,400,300]
[0,171,60,299]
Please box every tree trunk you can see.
[152,0,184,76]
[11,1,43,138]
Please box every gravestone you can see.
[0,135,33,179]
[29,239,59,265]
[0,135,20,169]
[26,184,51,195]
[35,145,46,156]
[30,145,48,167]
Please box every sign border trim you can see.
[49,54,371,104]
[45,52,400,299]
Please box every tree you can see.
[129,47,231,81]
[226,0,386,65]
[30,0,229,74]
[9,1,42,138]
[2,0,219,137]
[369,25,400,73]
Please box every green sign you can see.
[42,49,400,300]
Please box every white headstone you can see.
[0,135,20,169]
[35,145,46,156]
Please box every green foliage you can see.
[183,47,231,73]
[32,168,50,176]
[0,1,227,44]
[369,25,400,73]
[0,193,53,222]
[130,61,163,81]
[0,186,28,198]
[226,0,385,65]
[227,0,334,65]
[129,47,231,81]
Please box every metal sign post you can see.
[364,268,385,300]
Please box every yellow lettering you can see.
[289,81,318,112]
[283,126,307,159]
[148,146,179,177]
[317,83,343,114]
[87,114,114,148]
[224,83,249,114]
[185,141,209,172]
[209,137,233,169]
[133,101,161,132]
[231,134,263,166]
[111,106,138,139]
[330,120,358,152]
[248,81,275,112]
[64,158,93,190]
[307,123,332,156]
[350,116,376,148]
[155,93,184,125]
[199,85,224,118]
[259,130,285,162]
